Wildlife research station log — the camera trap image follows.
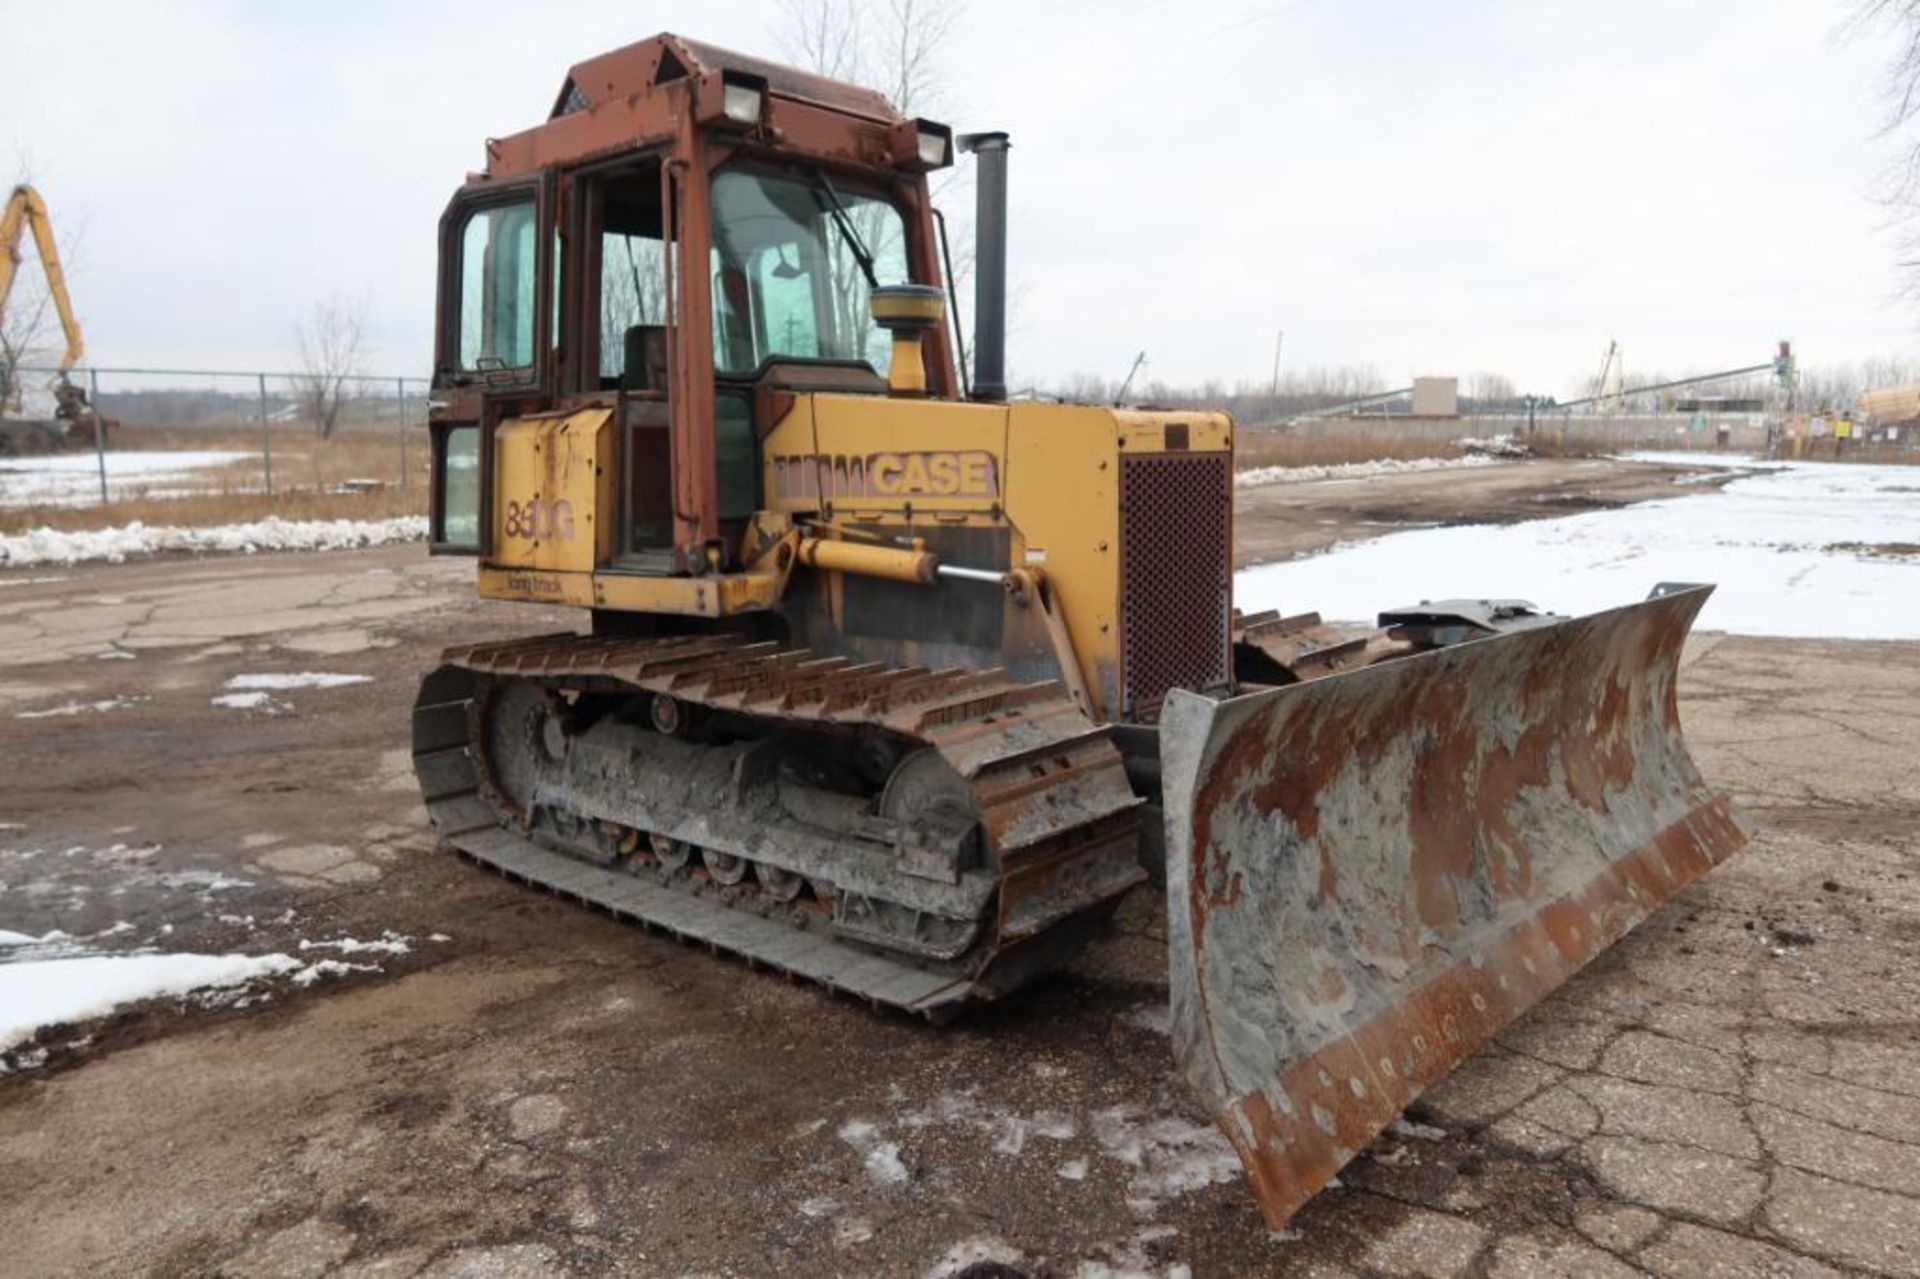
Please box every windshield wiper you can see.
[807,170,879,290]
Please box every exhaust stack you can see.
[959,132,1009,402]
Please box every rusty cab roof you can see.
[479,33,916,182]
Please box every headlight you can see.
[894,118,953,170]
[722,80,763,125]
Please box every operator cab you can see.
[425,34,959,576]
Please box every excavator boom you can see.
[0,184,85,373]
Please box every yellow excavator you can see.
[410,34,1746,1228]
[0,183,106,455]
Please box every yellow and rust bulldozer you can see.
[411,34,1746,1227]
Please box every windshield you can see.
[709,168,910,375]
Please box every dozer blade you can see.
[1160,585,1747,1228]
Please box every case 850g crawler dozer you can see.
[411,34,1747,1228]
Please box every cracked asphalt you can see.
[0,468,1914,1277]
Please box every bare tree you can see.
[293,297,368,439]
[780,0,865,81]
[778,0,959,114]
[1852,1,1920,296]
[776,0,971,374]
[875,0,960,115]
[1465,371,1517,410]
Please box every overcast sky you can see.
[4,0,1914,396]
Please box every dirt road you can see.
[0,460,1913,1277]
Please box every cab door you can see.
[427,176,554,557]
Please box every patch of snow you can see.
[14,696,140,719]
[1236,457,1920,639]
[1237,453,1504,489]
[1391,1117,1448,1142]
[289,958,380,987]
[925,1237,1025,1279]
[0,450,250,508]
[838,1118,911,1186]
[902,1091,1077,1156]
[792,1191,871,1247]
[1619,449,1766,470]
[0,928,67,947]
[1456,434,1532,458]
[298,932,411,957]
[1091,1106,1242,1211]
[211,690,283,712]
[1058,1157,1090,1181]
[0,951,301,1051]
[225,672,372,691]
[95,649,136,661]
[0,515,427,567]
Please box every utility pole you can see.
[1269,329,1285,397]
[1114,351,1148,407]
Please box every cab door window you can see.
[458,201,538,370]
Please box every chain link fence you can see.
[1,365,430,513]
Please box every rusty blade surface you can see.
[1160,586,1747,1228]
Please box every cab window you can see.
[458,201,538,369]
[708,169,909,375]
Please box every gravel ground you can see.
[0,459,1912,1277]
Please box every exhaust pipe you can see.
[959,131,1009,402]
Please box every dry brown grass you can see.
[0,487,424,536]
[1234,427,1463,471]
[2,420,427,535]
[116,421,419,483]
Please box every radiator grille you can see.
[1118,451,1232,719]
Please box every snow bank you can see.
[0,515,426,567]
[0,952,300,1052]
[1237,458,1920,639]
[1236,453,1504,488]
[0,450,251,508]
